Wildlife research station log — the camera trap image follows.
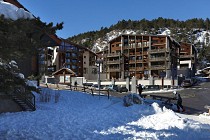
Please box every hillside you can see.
[67,18,210,65]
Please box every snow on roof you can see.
[52,67,76,75]
[0,1,34,20]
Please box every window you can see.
[137,56,142,60]
[84,56,86,58]
[72,65,77,69]
[72,53,77,57]
[72,59,77,63]
[92,68,97,74]
[83,68,88,74]
[66,59,70,63]
[66,53,70,57]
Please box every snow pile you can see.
[0,1,34,20]
[92,29,138,52]
[194,30,210,45]
[158,28,171,35]
[26,80,38,88]
[0,89,210,139]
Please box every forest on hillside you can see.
[67,17,210,65]
[68,17,210,45]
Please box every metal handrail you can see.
[14,89,36,111]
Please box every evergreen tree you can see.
[0,16,63,61]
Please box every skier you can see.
[173,91,185,112]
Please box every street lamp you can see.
[96,59,103,98]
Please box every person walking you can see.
[137,84,143,97]
[173,91,185,112]
[74,81,77,90]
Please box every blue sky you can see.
[18,0,210,39]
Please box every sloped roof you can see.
[3,0,62,47]
[4,0,30,13]
[52,68,76,76]
[109,34,168,43]
[62,39,97,56]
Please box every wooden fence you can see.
[68,85,111,99]
[43,83,127,99]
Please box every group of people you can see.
[137,83,185,112]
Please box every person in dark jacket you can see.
[137,84,143,97]
[74,81,77,90]
[173,91,185,112]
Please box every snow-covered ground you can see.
[0,88,210,140]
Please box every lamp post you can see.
[96,59,103,98]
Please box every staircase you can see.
[10,89,36,111]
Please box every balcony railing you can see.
[179,54,194,58]
[108,67,120,72]
[151,43,166,46]
[136,59,143,63]
[130,67,144,71]
[107,53,121,57]
[149,57,168,61]
[107,60,120,64]
[56,48,77,53]
[150,48,166,53]
[150,65,166,70]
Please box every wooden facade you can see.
[52,68,75,84]
[104,34,180,80]
[179,42,197,77]
[39,38,97,78]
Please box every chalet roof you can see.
[4,0,95,55]
[52,68,76,76]
[41,34,62,47]
[4,0,31,14]
[168,36,181,47]
[62,39,97,56]
[179,42,197,53]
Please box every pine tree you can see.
[0,16,63,61]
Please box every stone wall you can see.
[0,93,22,113]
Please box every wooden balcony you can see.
[107,53,121,57]
[135,52,142,55]
[136,45,142,48]
[151,43,166,46]
[150,48,166,53]
[129,67,145,71]
[107,60,120,64]
[180,54,194,58]
[150,65,166,70]
[149,57,168,61]
[108,67,120,72]
[143,52,148,55]
[56,48,77,53]
[129,60,136,64]
[136,59,143,63]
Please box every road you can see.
[178,82,210,115]
[141,82,210,115]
